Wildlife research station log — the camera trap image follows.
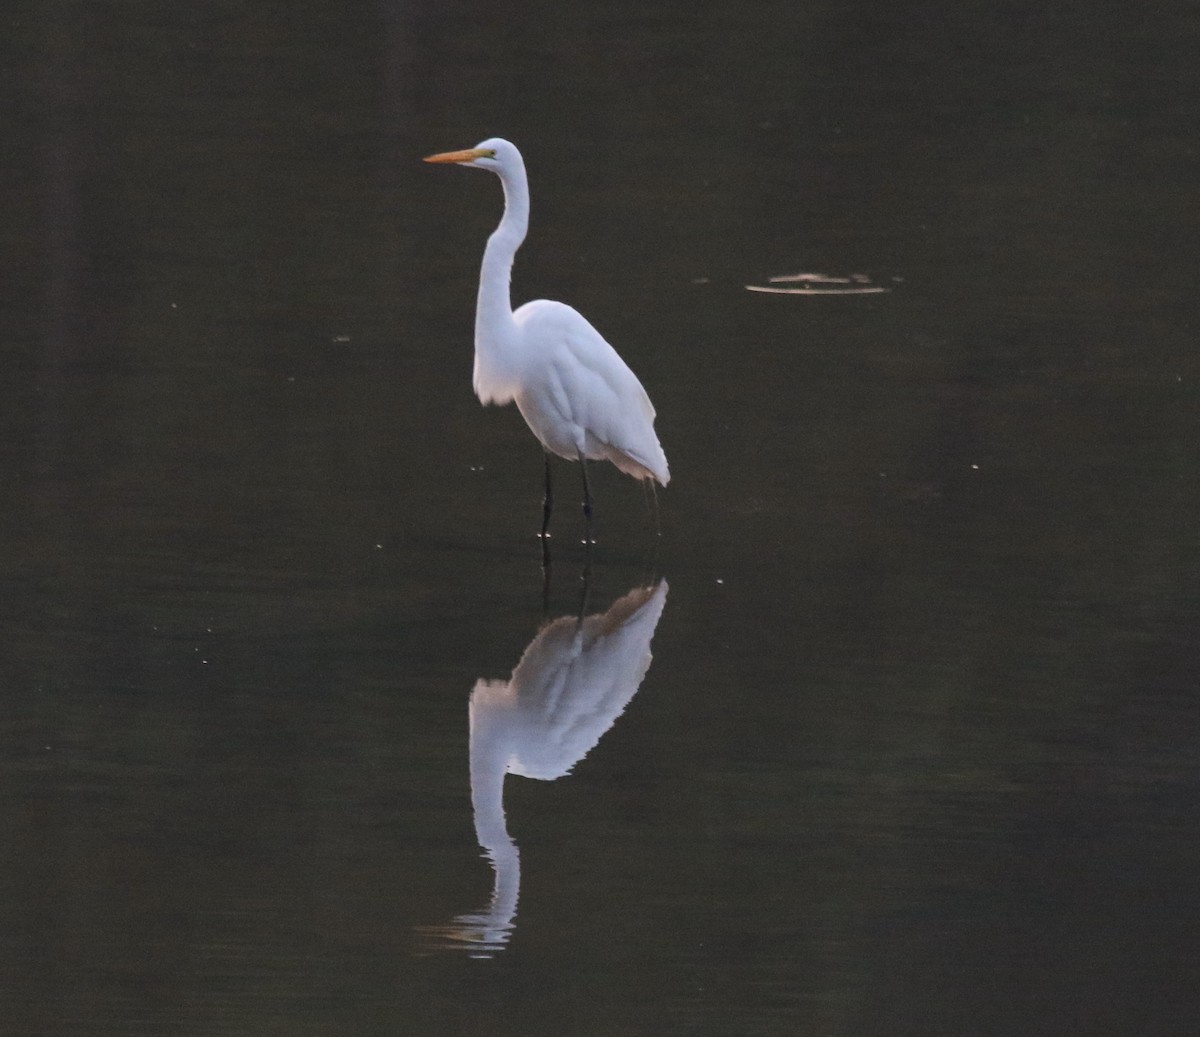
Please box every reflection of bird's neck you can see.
[469,680,516,852]
[476,163,529,336]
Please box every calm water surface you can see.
[2,1,1198,1034]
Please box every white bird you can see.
[424,138,669,542]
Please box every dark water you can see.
[3,1,1199,1033]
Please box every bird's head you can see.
[423,137,520,175]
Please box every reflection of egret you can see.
[431,580,668,956]
[424,139,669,542]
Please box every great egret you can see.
[424,138,669,542]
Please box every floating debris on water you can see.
[746,271,892,295]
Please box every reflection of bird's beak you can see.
[423,147,490,164]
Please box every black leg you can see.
[578,453,594,545]
[540,453,553,540]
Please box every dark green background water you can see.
[2,1,1198,1033]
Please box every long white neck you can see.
[475,157,529,336]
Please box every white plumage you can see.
[425,138,668,535]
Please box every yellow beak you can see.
[423,147,491,164]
